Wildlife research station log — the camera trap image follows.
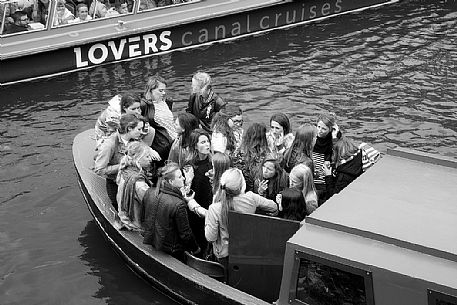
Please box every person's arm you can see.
[248,192,278,215]
[94,140,118,177]
[174,202,199,252]
[204,204,219,242]
[323,163,336,198]
[135,180,150,203]
[185,94,195,113]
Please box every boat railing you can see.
[0,0,201,37]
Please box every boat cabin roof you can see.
[289,147,457,288]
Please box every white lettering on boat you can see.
[74,30,172,68]
[73,0,343,68]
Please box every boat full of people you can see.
[1,0,398,85]
[72,73,457,304]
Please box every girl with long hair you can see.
[254,156,289,201]
[141,74,176,162]
[313,112,341,204]
[168,112,199,166]
[283,123,316,173]
[115,141,154,230]
[279,188,307,221]
[239,122,270,192]
[205,168,278,267]
[142,162,200,261]
[210,112,236,155]
[266,113,294,158]
[289,163,318,215]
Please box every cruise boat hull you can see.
[1,0,396,85]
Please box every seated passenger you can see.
[278,188,307,221]
[267,113,294,159]
[254,156,288,201]
[116,141,155,230]
[116,0,128,14]
[167,112,199,167]
[71,3,92,22]
[33,0,49,25]
[204,168,278,268]
[143,162,200,261]
[4,10,29,34]
[94,92,142,148]
[53,0,74,25]
[139,0,157,11]
[322,136,366,198]
[186,72,226,133]
[289,163,318,215]
[89,0,108,18]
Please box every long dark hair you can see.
[186,129,211,166]
[332,136,359,166]
[281,188,307,221]
[284,124,316,170]
[212,152,231,194]
[256,157,289,200]
[211,112,235,152]
[241,123,269,167]
[176,112,199,148]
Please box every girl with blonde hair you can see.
[289,163,318,215]
[116,141,155,230]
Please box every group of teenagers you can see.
[92,72,380,268]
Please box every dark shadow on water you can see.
[78,220,181,305]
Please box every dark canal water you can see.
[1,0,456,303]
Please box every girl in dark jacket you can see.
[142,162,199,261]
[323,136,363,199]
[254,156,289,202]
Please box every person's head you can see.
[76,3,88,19]
[121,140,154,171]
[332,136,359,166]
[270,113,291,137]
[56,0,66,12]
[188,129,211,159]
[12,10,28,27]
[144,75,167,102]
[120,92,141,115]
[118,113,142,139]
[211,152,231,193]
[261,157,281,180]
[281,188,307,221]
[217,168,246,199]
[289,163,315,196]
[157,162,184,192]
[117,1,128,13]
[211,112,235,152]
[293,123,317,155]
[223,105,243,129]
[316,112,336,139]
[175,112,199,147]
[241,122,268,160]
[191,72,211,96]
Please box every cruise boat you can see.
[73,128,457,305]
[1,0,397,86]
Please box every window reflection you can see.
[296,258,369,305]
[1,0,46,35]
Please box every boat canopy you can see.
[279,148,457,305]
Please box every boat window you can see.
[428,290,457,305]
[1,0,46,36]
[138,0,198,13]
[290,252,374,305]
[51,0,134,28]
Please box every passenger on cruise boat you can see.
[70,3,91,22]
[210,112,236,155]
[3,10,29,33]
[53,0,74,25]
[267,113,294,159]
[254,155,288,202]
[277,187,307,221]
[222,104,243,154]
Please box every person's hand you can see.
[185,191,196,203]
[258,180,268,195]
[276,194,282,206]
[322,162,332,176]
[150,149,161,161]
[192,246,201,256]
